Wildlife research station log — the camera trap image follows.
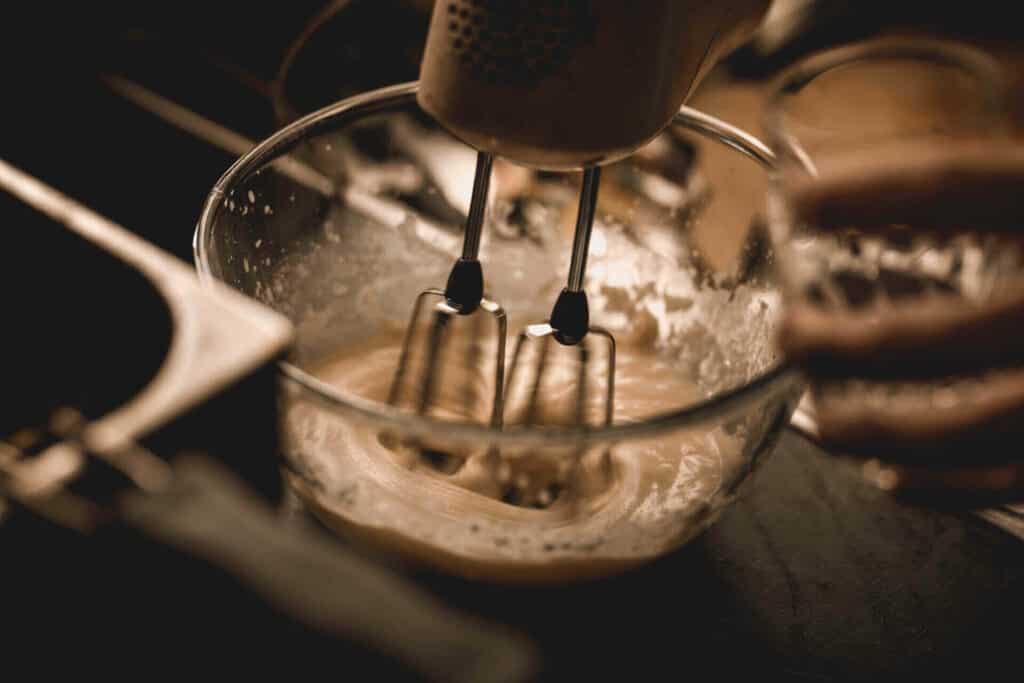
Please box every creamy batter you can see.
[283,321,748,583]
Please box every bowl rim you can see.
[194,81,799,448]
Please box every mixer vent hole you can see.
[446,0,595,85]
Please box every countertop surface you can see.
[413,430,1024,681]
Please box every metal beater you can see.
[503,167,615,433]
[387,160,615,504]
[388,162,615,436]
[387,151,507,429]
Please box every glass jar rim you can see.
[763,37,1008,173]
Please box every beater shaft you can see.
[567,167,601,293]
[462,151,492,261]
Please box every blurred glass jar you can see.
[764,39,1019,449]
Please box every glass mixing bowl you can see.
[195,82,802,582]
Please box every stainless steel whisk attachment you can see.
[387,158,616,502]
[490,166,616,507]
[387,151,507,430]
[504,167,616,433]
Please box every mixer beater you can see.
[388,155,616,504]
[504,167,615,432]
[387,150,507,431]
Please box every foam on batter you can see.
[284,325,748,582]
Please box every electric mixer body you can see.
[419,0,770,170]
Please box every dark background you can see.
[2,2,1023,680]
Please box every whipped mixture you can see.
[284,323,749,582]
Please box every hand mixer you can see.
[390,0,769,479]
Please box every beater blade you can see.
[500,167,617,506]
[387,151,507,435]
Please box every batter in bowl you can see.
[284,318,750,583]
